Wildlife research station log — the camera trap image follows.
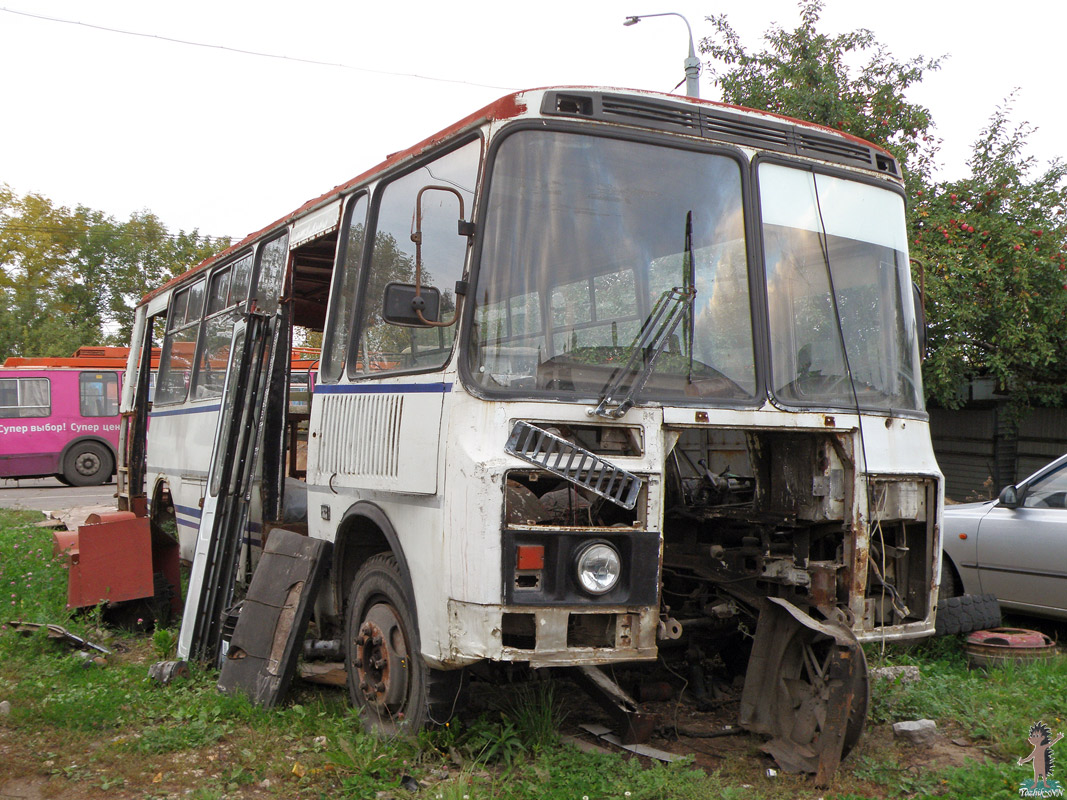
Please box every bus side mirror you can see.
[383,282,441,327]
[998,484,1020,508]
[409,185,469,328]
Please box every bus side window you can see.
[321,193,369,382]
[350,139,479,378]
[156,278,206,404]
[253,233,289,317]
[79,372,119,417]
[192,254,252,400]
[0,377,50,418]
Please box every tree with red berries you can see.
[914,105,1067,409]
[702,1,1067,412]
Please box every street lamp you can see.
[623,12,700,99]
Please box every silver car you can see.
[942,453,1067,622]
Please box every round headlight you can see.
[575,542,621,595]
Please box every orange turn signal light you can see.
[517,545,545,571]
[958,533,967,540]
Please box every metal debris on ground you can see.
[148,660,190,685]
[571,665,656,744]
[964,627,1058,668]
[7,621,110,654]
[579,723,683,763]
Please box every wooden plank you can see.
[298,661,347,687]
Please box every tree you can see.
[0,189,105,358]
[914,105,1067,410]
[702,0,942,188]
[0,185,229,359]
[701,1,1067,412]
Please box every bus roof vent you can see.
[540,91,898,176]
[600,95,701,134]
[699,108,792,150]
[794,130,882,171]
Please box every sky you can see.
[0,0,1064,241]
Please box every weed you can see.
[502,679,565,753]
[466,713,527,767]
[151,627,177,660]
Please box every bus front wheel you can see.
[62,442,113,487]
[344,553,462,735]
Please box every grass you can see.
[1,505,1065,798]
[866,635,1067,759]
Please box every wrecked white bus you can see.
[117,87,940,777]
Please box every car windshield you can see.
[467,130,756,404]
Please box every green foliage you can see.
[0,509,73,625]
[701,1,1067,413]
[505,680,565,753]
[0,185,229,358]
[151,627,177,660]
[869,638,1067,758]
[326,733,416,797]
[702,0,942,186]
[460,713,528,767]
[913,101,1067,412]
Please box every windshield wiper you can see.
[591,212,698,419]
[590,284,696,418]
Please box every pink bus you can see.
[0,347,128,486]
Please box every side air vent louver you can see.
[539,91,899,177]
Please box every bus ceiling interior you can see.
[288,231,336,332]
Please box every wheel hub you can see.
[75,452,100,476]
[354,603,409,714]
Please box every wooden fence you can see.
[929,405,1067,502]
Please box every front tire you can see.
[62,441,113,486]
[344,553,462,735]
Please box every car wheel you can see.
[939,558,961,598]
[62,442,113,487]
[344,553,464,734]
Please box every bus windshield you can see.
[468,130,756,404]
[761,163,922,411]
[467,129,922,412]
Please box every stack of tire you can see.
[934,592,1001,636]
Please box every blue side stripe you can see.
[151,403,222,418]
[176,504,260,533]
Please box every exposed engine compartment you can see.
[661,427,935,639]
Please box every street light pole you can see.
[623,12,700,99]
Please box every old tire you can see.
[345,554,463,735]
[935,592,1001,636]
[62,441,113,487]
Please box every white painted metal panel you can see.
[290,199,342,248]
[309,381,448,495]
